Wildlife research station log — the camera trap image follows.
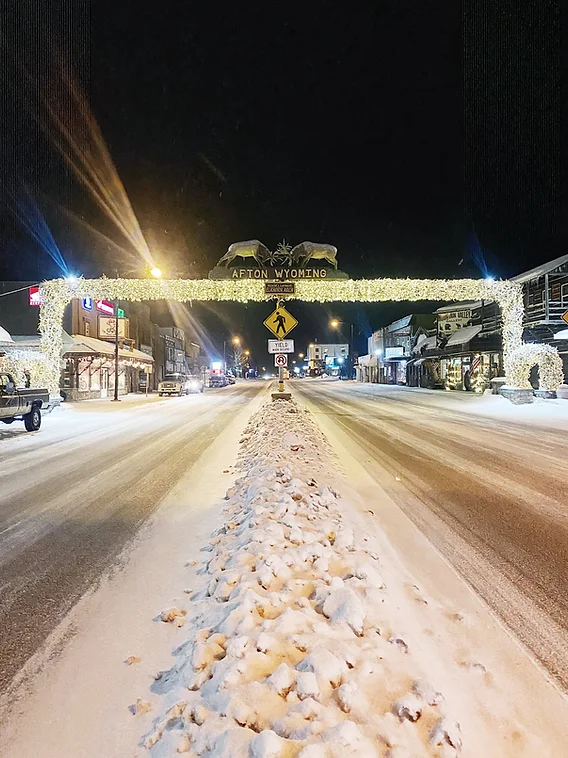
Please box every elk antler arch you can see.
[37,276,525,394]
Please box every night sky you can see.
[1,1,564,362]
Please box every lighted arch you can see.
[507,343,564,392]
[37,276,525,394]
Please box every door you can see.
[0,373,19,415]
[100,369,109,398]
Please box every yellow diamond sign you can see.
[562,310,568,325]
[263,305,298,339]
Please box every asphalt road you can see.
[0,383,263,693]
[295,380,568,690]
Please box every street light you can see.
[223,336,240,373]
[329,318,354,379]
[298,352,304,359]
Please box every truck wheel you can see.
[24,407,41,432]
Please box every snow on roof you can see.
[413,335,437,353]
[435,301,480,313]
[385,314,413,331]
[64,335,154,362]
[0,325,14,344]
[445,325,482,346]
[511,253,568,284]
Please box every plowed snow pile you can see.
[142,399,550,757]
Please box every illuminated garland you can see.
[0,349,50,389]
[38,276,525,394]
[507,343,564,391]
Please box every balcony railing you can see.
[525,300,568,323]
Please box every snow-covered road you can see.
[0,383,264,693]
[294,381,568,690]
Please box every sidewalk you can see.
[64,392,167,413]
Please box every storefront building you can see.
[61,334,154,400]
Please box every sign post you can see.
[274,354,288,392]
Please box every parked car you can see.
[226,374,236,385]
[0,372,51,431]
[158,373,195,396]
[209,373,228,388]
[186,375,205,393]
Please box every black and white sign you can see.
[274,354,288,367]
[268,339,294,354]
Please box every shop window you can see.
[562,283,568,306]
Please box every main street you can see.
[0,383,264,693]
[294,380,568,690]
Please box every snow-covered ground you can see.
[136,398,568,758]
[345,381,568,430]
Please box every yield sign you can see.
[263,305,298,339]
[562,310,568,326]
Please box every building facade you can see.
[307,343,349,376]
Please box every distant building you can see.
[307,343,348,375]
[359,314,434,385]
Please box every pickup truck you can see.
[158,373,204,396]
[0,372,51,431]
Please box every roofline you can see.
[511,253,568,283]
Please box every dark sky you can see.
[0,1,564,362]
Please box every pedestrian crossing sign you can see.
[263,305,298,339]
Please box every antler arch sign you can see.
[37,240,525,394]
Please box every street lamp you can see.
[223,336,240,373]
[329,318,354,379]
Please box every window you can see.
[562,283,568,306]
[83,319,90,336]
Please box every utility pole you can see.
[112,272,120,402]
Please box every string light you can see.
[37,276,529,394]
[507,343,564,391]
[0,349,50,389]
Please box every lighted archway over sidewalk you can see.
[38,277,525,393]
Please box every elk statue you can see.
[290,241,339,269]
[217,240,271,267]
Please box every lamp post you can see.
[330,319,354,379]
[224,336,240,374]
[112,265,162,402]
[111,271,121,401]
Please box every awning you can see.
[413,335,436,353]
[383,355,408,362]
[357,354,378,367]
[446,325,482,346]
[64,335,154,363]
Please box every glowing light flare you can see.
[150,267,162,279]
[9,185,70,276]
[37,64,152,265]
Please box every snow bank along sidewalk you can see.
[140,399,555,757]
